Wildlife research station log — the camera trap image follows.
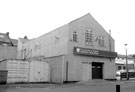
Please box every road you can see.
[1,80,135,92]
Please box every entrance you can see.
[92,62,103,79]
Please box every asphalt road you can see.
[1,80,135,92]
[0,85,116,92]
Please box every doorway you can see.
[92,62,103,79]
[82,62,91,81]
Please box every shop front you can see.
[74,47,117,80]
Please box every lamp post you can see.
[125,43,129,80]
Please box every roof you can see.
[116,61,134,64]
[117,54,133,59]
[18,38,30,44]
[0,33,10,42]
[116,54,134,64]
[69,13,115,42]
[0,32,18,46]
[11,39,18,46]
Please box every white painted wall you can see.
[82,62,92,81]
[116,58,134,64]
[18,24,69,59]
[28,60,49,82]
[66,14,116,81]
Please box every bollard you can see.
[116,85,120,92]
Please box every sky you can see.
[0,0,135,55]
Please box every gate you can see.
[92,62,103,79]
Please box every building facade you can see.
[18,13,117,83]
[116,54,135,71]
[0,32,18,61]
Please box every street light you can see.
[125,43,129,80]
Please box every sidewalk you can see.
[0,83,58,88]
[77,79,116,86]
[1,79,135,88]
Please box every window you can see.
[21,49,26,59]
[123,66,126,69]
[23,49,27,59]
[73,32,77,42]
[85,29,93,45]
[98,35,105,47]
[118,66,122,70]
[122,58,124,60]
[34,43,41,50]
[21,50,23,59]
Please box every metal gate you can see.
[92,62,103,79]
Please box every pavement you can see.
[1,79,135,92]
[0,80,115,88]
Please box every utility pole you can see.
[125,43,129,80]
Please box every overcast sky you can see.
[0,0,135,55]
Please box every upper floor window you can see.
[85,29,93,45]
[73,31,77,42]
[34,43,41,51]
[118,66,122,70]
[21,48,26,59]
[98,35,105,47]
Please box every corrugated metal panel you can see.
[7,61,17,70]
[0,70,8,84]
[0,59,49,83]
[6,60,29,83]
[29,61,49,82]
[17,61,29,82]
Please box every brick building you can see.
[18,13,117,83]
[0,32,18,61]
[116,54,135,71]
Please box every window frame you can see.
[85,29,93,45]
[73,31,78,42]
[98,35,105,47]
[118,66,122,70]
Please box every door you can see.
[29,61,49,82]
[92,62,103,79]
[82,62,91,81]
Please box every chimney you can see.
[24,36,28,39]
[6,32,9,36]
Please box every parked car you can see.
[116,69,135,80]
[116,69,126,80]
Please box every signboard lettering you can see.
[74,47,117,58]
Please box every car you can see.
[116,69,126,80]
[116,69,135,80]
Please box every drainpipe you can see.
[61,55,64,84]
[109,30,112,62]
[66,61,68,82]
[109,30,112,51]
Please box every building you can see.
[17,36,30,59]
[0,32,18,61]
[116,54,135,71]
[18,13,117,83]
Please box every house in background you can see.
[17,13,117,83]
[115,54,135,71]
[17,36,31,59]
[0,32,18,61]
